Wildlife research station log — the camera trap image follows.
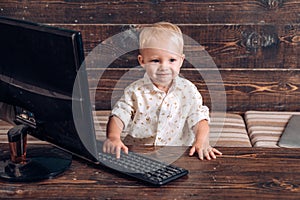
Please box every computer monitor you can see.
[0,17,96,181]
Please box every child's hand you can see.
[191,120,222,160]
[103,138,128,159]
[189,143,222,160]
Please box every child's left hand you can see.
[189,143,222,160]
[190,120,222,160]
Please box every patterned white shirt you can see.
[111,74,210,146]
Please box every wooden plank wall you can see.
[0,0,299,112]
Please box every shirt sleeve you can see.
[186,84,210,130]
[111,87,135,129]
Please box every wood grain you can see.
[0,0,299,24]
[87,68,300,111]
[0,145,300,199]
[49,24,300,70]
[0,0,299,112]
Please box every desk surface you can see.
[0,144,299,199]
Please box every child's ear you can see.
[181,54,185,60]
[138,54,145,67]
[180,54,185,67]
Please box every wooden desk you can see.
[0,144,299,199]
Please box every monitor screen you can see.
[0,17,98,162]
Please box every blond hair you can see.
[139,22,184,54]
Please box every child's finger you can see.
[213,148,222,155]
[102,144,107,153]
[189,146,196,156]
[115,146,121,159]
[122,145,129,154]
[209,151,216,159]
[102,139,111,153]
[203,149,211,160]
[197,149,204,160]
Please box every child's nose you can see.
[160,61,170,69]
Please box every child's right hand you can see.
[102,138,128,159]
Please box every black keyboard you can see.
[98,150,188,186]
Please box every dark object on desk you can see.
[0,124,72,182]
[98,146,188,186]
[0,17,188,185]
[0,144,72,182]
[278,115,300,148]
[0,16,82,181]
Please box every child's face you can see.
[138,47,184,90]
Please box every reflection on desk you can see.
[0,144,300,199]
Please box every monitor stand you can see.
[0,124,72,182]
